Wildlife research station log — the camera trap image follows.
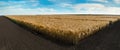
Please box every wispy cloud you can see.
[1,0,120,15]
[59,3,72,7]
[59,3,120,14]
[1,8,57,15]
[88,0,108,3]
[114,0,120,4]
[0,1,57,15]
[48,0,75,3]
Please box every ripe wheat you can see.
[6,15,118,44]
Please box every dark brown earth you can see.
[0,16,120,50]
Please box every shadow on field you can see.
[5,16,120,49]
[76,19,120,50]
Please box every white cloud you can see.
[59,3,72,7]
[29,0,39,6]
[37,8,56,12]
[1,0,120,15]
[73,4,120,14]
[114,0,120,4]
[0,1,39,7]
[68,3,120,14]
[0,1,26,6]
[2,3,120,15]
[48,0,74,3]
[0,7,57,15]
[73,4,104,11]
[89,0,108,3]
[0,1,57,15]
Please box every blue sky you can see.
[0,0,120,15]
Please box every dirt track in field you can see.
[0,16,120,50]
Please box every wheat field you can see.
[6,15,119,44]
